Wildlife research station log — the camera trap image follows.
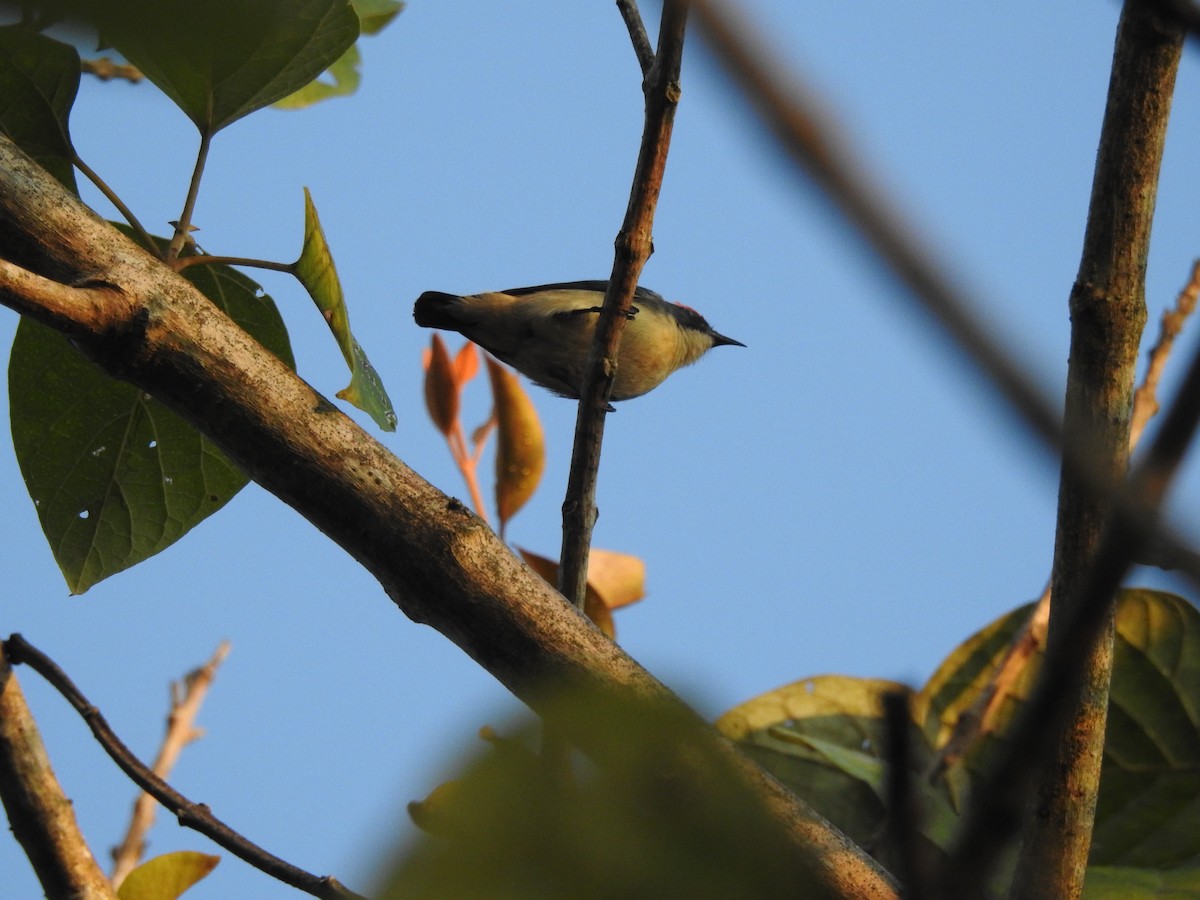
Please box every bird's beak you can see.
[711,331,746,348]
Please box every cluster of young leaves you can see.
[421,336,645,636]
[0,0,402,594]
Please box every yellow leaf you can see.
[117,851,219,900]
[488,358,544,530]
[408,778,467,837]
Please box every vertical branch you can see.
[1009,4,1184,898]
[0,642,116,899]
[558,2,688,610]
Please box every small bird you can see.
[413,280,743,402]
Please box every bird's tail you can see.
[413,291,465,330]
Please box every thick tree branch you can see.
[0,642,116,899]
[0,135,897,900]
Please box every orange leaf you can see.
[586,549,646,611]
[488,358,545,530]
[518,548,622,639]
[423,334,459,436]
[455,341,479,385]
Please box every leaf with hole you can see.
[8,252,294,593]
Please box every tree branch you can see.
[615,0,655,77]
[1129,260,1200,450]
[688,2,1191,896]
[558,1,688,611]
[0,134,897,900]
[1008,4,1185,896]
[5,635,364,900]
[0,641,116,900]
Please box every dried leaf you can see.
[586,549,646,611]
[423,334,458,436]
[518,548,622,639]
[488,358,544,530]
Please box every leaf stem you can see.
[168,129,214,261]
[174,255,296,273]
[73,152,157,256]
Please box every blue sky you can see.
[4,2,1200,897]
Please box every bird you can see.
[413,280,743,402]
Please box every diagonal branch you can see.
[687,1,1189,896]
[5,635,364,900]
[0,133,897,900]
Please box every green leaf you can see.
[718,591,1200,891]
[717,675,961,864]
[293,188,396,431]
[0,25,80,190]
[1084,864,1200,899]
[272,0,403,108]
[380,692,804,898]
[88,0,359,133]
[1092,591,1200,867]
[117,851,219,900]
[350,0,404,35]
[273,43,362,109]
[9,250,294,593]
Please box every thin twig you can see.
[74,152,158,256]
[558,1,688,612]
[616,0,655,77]
[110,641,232,888]
[3,635,366,900]
[1130,260,1200,450]
[690,0,1061,449]
[924,587,1050,785]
